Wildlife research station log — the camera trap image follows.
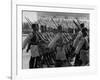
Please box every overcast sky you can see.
[23,11,38,23]
[22,11,89,23]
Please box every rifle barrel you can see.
[25,17,32,28]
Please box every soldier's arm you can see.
[26,42,31,52]
[75,38,85,54]
[85,36,89,50]
[73,31,82,48]
[22,33,33,50]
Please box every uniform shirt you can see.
[30,45,39,57]
[48,33,61,49]
[75,37,87,54]
[22,32,40,57]
[56,46,66,60]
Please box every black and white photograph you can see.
[22,11,89,69]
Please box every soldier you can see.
[74,27,89,66]
[22,23,41,68]
[54,25,66,67]
[68,21,89,66]
[71,23,85,54]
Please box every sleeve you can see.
[48,33,60,49]
[22,33,33,49]
[75,38,85,54]
[85,36,89,49]
[73,31,82,48]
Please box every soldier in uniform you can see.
[53,25,66,67]
[74,27,89,66]
[22,24,41,68]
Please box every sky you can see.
[23,11,38,23]
[22,11,89,23]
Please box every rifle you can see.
[76,18,81,25]
[25,17,32,29]
[50,17,58,29]
[73,20,80,31]
[74,18,84,31]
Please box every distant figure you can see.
[40,25,46,33]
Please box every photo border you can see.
[11,3,97,80]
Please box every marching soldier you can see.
[53,25,66,67]
[74,27,89,66]
[22,24,41,68]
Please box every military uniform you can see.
[23,32,41,68]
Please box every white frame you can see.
[11,1,97,80]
